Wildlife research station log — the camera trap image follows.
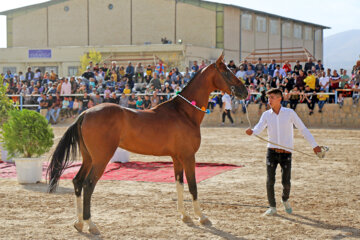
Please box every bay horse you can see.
[47,54,248,235]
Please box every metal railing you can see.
[6,90,353,110]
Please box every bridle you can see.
[213,63,238,95]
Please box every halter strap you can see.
[177,94,209,114]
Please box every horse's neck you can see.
[176,69,215,125]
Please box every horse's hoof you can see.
[89,226,101,235]
[199,216,212,226]
[181,214,192,223]
[73,220,83,232]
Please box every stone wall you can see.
[201,98,360,129]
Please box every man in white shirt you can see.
[61,77,72,95]
[319,72,330,92]
[245,88,321,216]
[221,92,234,126]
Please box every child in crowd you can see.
[317,89,329,113]
[338,93,344,108]
[73,98,80,117]
[136,95,144,110]
[61,97,70,120]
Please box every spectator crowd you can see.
[1,57,360,124]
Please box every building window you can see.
[108,4,114,10]
[294,24,302,39]
[270,19,278,35]
[256,16,267,33]
[282,22,292,38]
[3,67,17,75]
[305,27,312,40]
[68,67,78,76]
[241,14,252,31]
[315,29,322,41]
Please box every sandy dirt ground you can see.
[0,125,359,240]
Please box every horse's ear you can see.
[216,52,225,66]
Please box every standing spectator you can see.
[315,60,324,72]
[87,61,94,72]
[25,67,34,82]
[221,92,234,126]
[340,70,350,89]
[73,98,80,117]
[268,59,277,77]
[227,60,237,71]
[319,72,330,92]
[192,60,199,73]
[146,64,153,77]
[126,62,134,81]
[61,97,70,120]
[293,60,303,75]
[295,70,306,91]
[199,60,207,70]
[61,77,72,95]
[50,70,57,81]
[255,58,264,76]
[123,84,131,94]
[81,92,90,113]
[155,59,166,76]
[135,62,144,83]
[304,58,315,73]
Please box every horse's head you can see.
[212,54,248,99]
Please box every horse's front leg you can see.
[172,157,191,223]
[183,155,212,225]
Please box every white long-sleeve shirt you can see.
[252,107,318,152]
[61,81,71,95]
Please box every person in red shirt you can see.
[282,61,292,73]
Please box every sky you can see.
[0,0,360,48]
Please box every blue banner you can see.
[28,49,52,58]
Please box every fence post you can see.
[20,95,23,110]
[335,90,338,104]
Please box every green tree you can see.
[0,78,14,127]
[79,49,102,73]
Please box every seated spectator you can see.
[143,95,151,109]
[289,87,300,110]
[282,89,290,107]
[245,65,255,85]
[304,70,316,90]
[123,84,131,94]
[151,91,160,108]
[94,92,103,105]
[304,85,317,115]
[128,92,137,109]
[119,93,128,108]
[136,95,144,110]
[236,65,246,80]
[282,61,292,73]
[110,92,118,104]
[73,98,80,117]
[293,60,303,75]
[338,93,344,108]
[352,82,360,106]
[60,97,71,120]
[317,89,328,113]
[88,99,95,109]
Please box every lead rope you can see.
[243,103,328,158]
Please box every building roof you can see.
[0,0,68,15]
[0,0,330,29]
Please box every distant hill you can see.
[324,29,360,72]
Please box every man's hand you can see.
[313,146,321,155]
[245,128,253,136]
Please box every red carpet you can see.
[0,161,241,183]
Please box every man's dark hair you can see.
[266,88,283,98]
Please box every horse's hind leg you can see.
[183,155,212,225]
[83,162,109,235]
[172,157,191,223]
[72,151,92,232]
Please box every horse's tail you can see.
[47,113,86,193]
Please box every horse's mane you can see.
[180,65,210,94]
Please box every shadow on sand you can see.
[277,213,360,239]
